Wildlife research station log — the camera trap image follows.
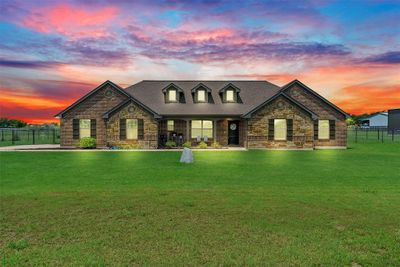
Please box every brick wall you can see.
[60,85,128,148]
[247,96,314,149]
[106,102,158,149]
[285,84,347,147]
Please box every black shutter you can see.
[120,119,126,140]
[73,119,79,139]
[138,119,144,140]
[329,120,336,140]
[287,119,293,141]
[268,119,274,140]
[314,120,318,140]
[90,119,96,138]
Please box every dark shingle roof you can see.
[124,80,281,116]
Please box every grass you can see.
[1,142,400,265]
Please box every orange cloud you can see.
[21,4,118,38]
[0,90,70,109]
[333,84,400,114]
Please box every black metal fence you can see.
[348,127,400,143]
[0,128,60,147]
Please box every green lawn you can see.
[1,143,400,266]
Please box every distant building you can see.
[360,112,388,127]
[388,109,400,132]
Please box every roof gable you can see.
[103,98,161,119]
[55,80,130,118]
[281,79,349,118]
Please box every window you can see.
[168,89,177,102]
[79,119,91,138]
[274,119,287,140]
[191,120,213,138]
[318,120,330,139]
[197,90,206,102]
[167,120,174,131]
[226,89,234,102]
[126,119,138,139]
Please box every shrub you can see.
[165,140,177,148]
[211,142,222,149]
[198,141,208,149]
[79,137,96,149]
[183,141,192,148]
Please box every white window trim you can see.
[191,120,213,138]
[79,119,91,138]
[274,119,287,141]
[126,119,138,140]
[168,89,177,102]
[318,120,330,140]
[226,89,235,102]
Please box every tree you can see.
[0,118,28,128]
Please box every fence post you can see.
[32,129,35,144]
[53,128,56,143]
[381,129,384,143]
[12,130,15,145]
[355,127,358,143]
[393,129,395,142]
[1,130,3,141]
[377,128,380,140]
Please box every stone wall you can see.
[285,84,347,147]
[247,96,314,149]
[60,84,128,148]
[106,102,158,149]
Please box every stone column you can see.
[186,119,190,142]
[213,119,217,142]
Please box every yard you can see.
[1,142,400,265]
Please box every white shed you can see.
[360,112,388,127]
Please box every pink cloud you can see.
[21,4,119,39]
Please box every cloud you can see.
[333,84,400,114]
[20,4,119,39]
[0,59,63,69]
[361,51,400,64]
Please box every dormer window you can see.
[162,83,185,103]
[191,83,212,103]
[197,89,206,102]
[219,83,241,103]
[168,89,177,102]
[226,89,234,102]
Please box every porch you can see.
[158,118,246,148]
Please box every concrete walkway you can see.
[0,144,247,152]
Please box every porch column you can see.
[186,119,190,142]
[213,119,217,142]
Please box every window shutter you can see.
[90,119,96,138]
[138,119,144,140]
[287,119,293,141]
[73,119,79,139]
[329,120,336,140]
[268,119,274,140]
[120,119,126,140]
[314,120,318,140]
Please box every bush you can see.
[211,142,222,149]
[198,141,208,149]
[79,137,96,149]
[165,140,177,149]
[183,141,192,148]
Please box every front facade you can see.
[56,79,348,149]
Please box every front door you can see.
[228,120,239,145]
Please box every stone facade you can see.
[247,96,314,149]
[285,84,347,147]
[106,102,158,149]
[60,85,128,148]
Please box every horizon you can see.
[1,0,399,124]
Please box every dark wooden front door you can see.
[228,120,239,145]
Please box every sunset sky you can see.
[1,0,399,124]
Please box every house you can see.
[388,109,400,133]
[360,112,388,128]
[56,79,349,149]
